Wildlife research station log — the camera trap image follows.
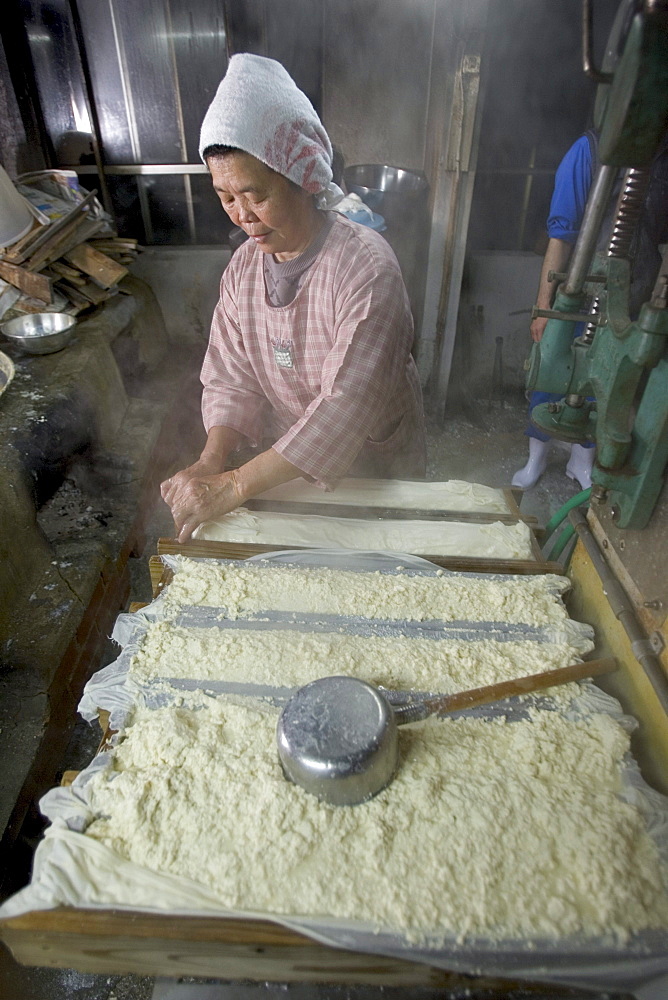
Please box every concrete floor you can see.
[0,396,606,1000]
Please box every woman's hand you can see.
[160,455,225,507]
[164,468,245,543]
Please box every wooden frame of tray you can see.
[154,535,558,576]
[0,907,577,991]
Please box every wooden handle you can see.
[426,657,617,716]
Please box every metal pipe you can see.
[582,0,614,83]
[569,508,668,714]
[62,163,209,175]
[564,164,619,296]
[67,0,114,217]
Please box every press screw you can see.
[547,403,560,413]
[619,539,626,550]
[644,600,663,610]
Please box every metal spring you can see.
[607,168,651,259]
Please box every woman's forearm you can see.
[200,425,244,468]
[233,447,301,502]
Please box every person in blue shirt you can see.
[512,135,597,490]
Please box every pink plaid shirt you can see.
[201,214,425,484]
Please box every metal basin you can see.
[343,164,428,210]
[0,312,77,355]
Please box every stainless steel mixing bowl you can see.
[0,312,77,355]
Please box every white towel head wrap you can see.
[199,53,344,210]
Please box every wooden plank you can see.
[67,279,111,305]
[29,218,105,272]
[128,601,149,613]
[0,217,44,258]
[0,909,566,991]
[244,498,536,525]
[48,260,87,284]
[90,238,139,250]
[0,261,52,303]
[149,554,170,598]
[63,243,128,289]
[8,192,97,266]
[54,281,93,311]
[24,214,93,272]
[156,538,563,575]
[529,531,545,564]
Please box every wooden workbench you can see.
[0,488,581,990]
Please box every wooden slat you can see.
[0,217,44,258]
[244,498,538,525]
[90,238,139,251]
[48,259,87,284]
[38,220,106,271]
[156,538,563,575]
[54,281,92,310]
[0,908,577,992]
[63,278,111,305]
[7,192,97,266]
[128,601,149,613]
[0,261,52,303]
[502,488,525,519]
[149,554,171,598]
[63,243,128,289]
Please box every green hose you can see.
[546,522,576,562]
[542,487,592,542]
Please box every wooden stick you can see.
[243,498,537,525]
[424,658,617,716]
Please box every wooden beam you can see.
[0,261,52,304]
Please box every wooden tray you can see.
[155,536,559,577]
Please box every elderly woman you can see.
[162,54,426,541]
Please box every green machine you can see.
[526,0,668,529]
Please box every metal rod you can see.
[532,307,601,324]
[61,163,209,175]
[564,164,619,295]
[67,0,114,217]
[569,508,668,715]
[517,146,536,249]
